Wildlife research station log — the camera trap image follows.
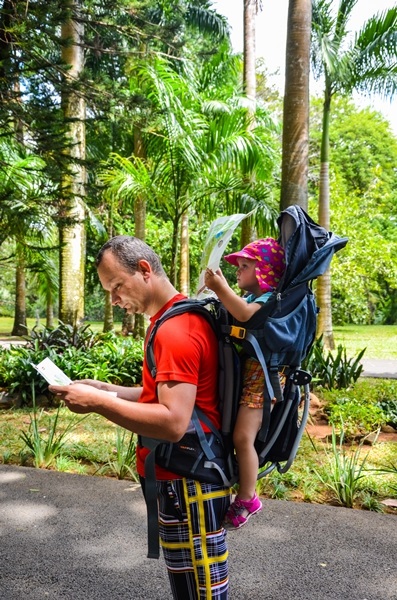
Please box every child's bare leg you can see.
[233,405,263,500]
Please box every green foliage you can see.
[0,331,143,405]
[359,492,385,513]
[303,336,365,389]
[378,400,397,427]
[313,427,370,508]
[321,379,397,438]
[20,385,88,469]
[309,96,397,326]
[373,462,397,494]
[327,397,384,439]
[97,428,139,481]
[0,345,50,403]
[26,321,102,351]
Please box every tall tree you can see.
[311,0,397,348]
[280,0,312,210]
[241,0,258,247]
[58,0,86,325]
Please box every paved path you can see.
[361,359,397,379]
[1,464,396,600]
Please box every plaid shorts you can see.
[240,358,286,408]
[157,478,231,600]
[240,357,266,408]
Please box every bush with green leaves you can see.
[26,321,103,351]
[327,396,384,438]
[321,378,397,438]
[378,400,397,427]
[0,327,143,405]
[303,336,365,389]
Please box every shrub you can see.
[320,379,397,438]
[0,329,143,405]
[26,321,103,351]
[303,336,365,389]
[327,396,384,438]
[378,400,397,427]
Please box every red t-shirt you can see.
[136,294,220,479]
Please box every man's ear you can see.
[137,259,151,279]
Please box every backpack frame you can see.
[140,205,348,558]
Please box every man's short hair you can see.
[96,236,167,277]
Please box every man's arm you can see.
[49,380,196,442]
[76,379,143,402]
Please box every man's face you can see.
[97,250,150,315]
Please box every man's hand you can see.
[49,382,108,414]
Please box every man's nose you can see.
[111,292,120,305]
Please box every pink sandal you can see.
[223,493,262,529]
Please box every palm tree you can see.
[311,0,397,348]
[241,0,258,247]
[0,141,56,335]
[280,0,312,210]
[99,59,278,294]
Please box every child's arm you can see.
[204,268,261,322]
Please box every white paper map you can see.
[33,357,72,386]
[196,212,253,298]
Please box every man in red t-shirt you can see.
[50,235,231,600]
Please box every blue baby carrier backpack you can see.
[141,205,348,557]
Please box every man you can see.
[50,235,231,600]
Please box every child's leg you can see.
[233,405,263,501]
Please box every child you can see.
[204,238,286,529]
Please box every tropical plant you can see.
[311,0,397,347]
[0,141,56,335]
[309,97,397,326]
[97,427,139,481]
[313,426,370,508]
[20,384,88,469]
[0,333,143,405]
[25,322,101,352]
[100,57,279,293]
[303,336,365,389]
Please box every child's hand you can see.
[204,268,226,292]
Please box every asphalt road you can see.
[1,464,396,600]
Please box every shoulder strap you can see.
[146,297,221,378]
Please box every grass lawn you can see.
[333,324,397,360]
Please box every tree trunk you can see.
[103,290,114,332]
[46,288,54,329]
[180,211,190,296]
[243,0,256,111]
[11,243,28,336]
[280,0,311,210]
[132,126,146,338]
[242,0,257,245]
[59,0,86,326]
[316,93,334,349]
[121,312,134,336]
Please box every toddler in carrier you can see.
[205,237,286,528]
